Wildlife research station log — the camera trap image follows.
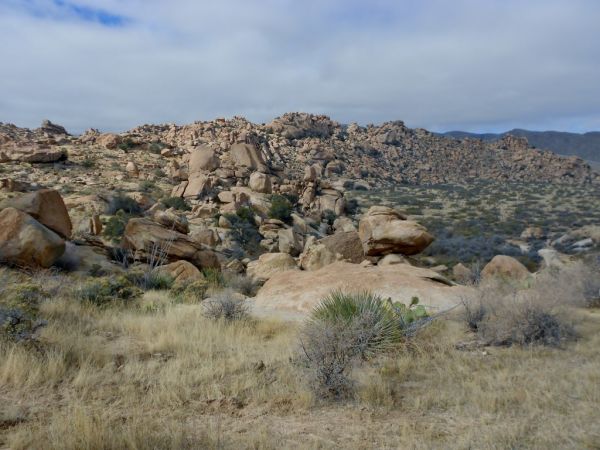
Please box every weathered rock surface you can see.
[189,146,220,173]
[153,260,204,284]
[246,252,298,282]
[358,206,434,256]
[123,218,220,269]
[481,255,530,280]
[0,207,65,268]
[254,262,469,316]
[0,189,72,238]
[6,145,66,163]
[229,143,268,172]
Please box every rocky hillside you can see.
[443,129,600,163]
[1,114,597,188]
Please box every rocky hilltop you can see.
[2,113,596,187]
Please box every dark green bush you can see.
[148,141,165,154]
[125,270,174,291]
[223,213,261,254]
[106,194,142,215]
[269,194,293,222]
[118,138,135,152]
[161,196,191,211]
[103,211,129,243]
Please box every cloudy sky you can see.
[1,0,599,134]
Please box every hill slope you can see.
[1,114,597,188]
[442,129,600,162]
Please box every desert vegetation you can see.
[351,181,600,270]
[1,258,599,449]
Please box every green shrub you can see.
[103,211,129,243]
[125,270,174,291]
[106,194,142,215]
[118,138,135,152]
[170,279,209,303]
[322,209,337,225]
[0,282,47,343]
[309,290,402,358]
[269,194,293,222]
[75,276,142,306]
[148,141,165,154]
[202,268,225,289]
[161,196,191,211]
[236,206,255,223]
[81,157,96,168]
[223,213,261,254]
[139,180,156,193]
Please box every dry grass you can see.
[1,268,600,449]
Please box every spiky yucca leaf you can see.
[308,290,402,358]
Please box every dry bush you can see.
[299,319,358,399]
[462,276,577,347]
[223,272,260,297]
[202,289,250,321]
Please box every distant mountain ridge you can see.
[441,129,600,163]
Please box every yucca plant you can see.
[308,290,403,359]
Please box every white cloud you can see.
[1,0,599,133]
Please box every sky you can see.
[1,0,599,134]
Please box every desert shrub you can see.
[462,297,487,331]
[235,206,255,223]
[81,156,95,168]
[344,198,359,215]
[138,180,156,193]
[148,141,165,154]
[106,193,142,215]
[126,270,174,291]
[223,213,261,254]
[161,196,191,211]
[103,211,129,243]
[87,264,107,277]
[75,276,142,306]
[0,281,47,344]
[202,268,225,289]
[269,194,293,222]
[223,272,259,297]
[299,319,357,399]
[202,289,249,321]
[462,282,576,347]
[118,138,135,152]
[322,209,337,225]
[299,291,408,399]
[170,279,209,303]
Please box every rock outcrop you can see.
[253,262,470,316]
[358,206,434,256]
[0,207,65,268]
[0,189,73,238]
[481,255,530,280]
[122,218,220,269]
[246,252,298,283]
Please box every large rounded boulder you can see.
[0,188,72,238]
[0,207,65,268]
[358,206,434,256]
[481,255,530,280]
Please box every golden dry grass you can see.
[1,272,600,449]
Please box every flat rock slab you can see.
[254,261,472,317]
